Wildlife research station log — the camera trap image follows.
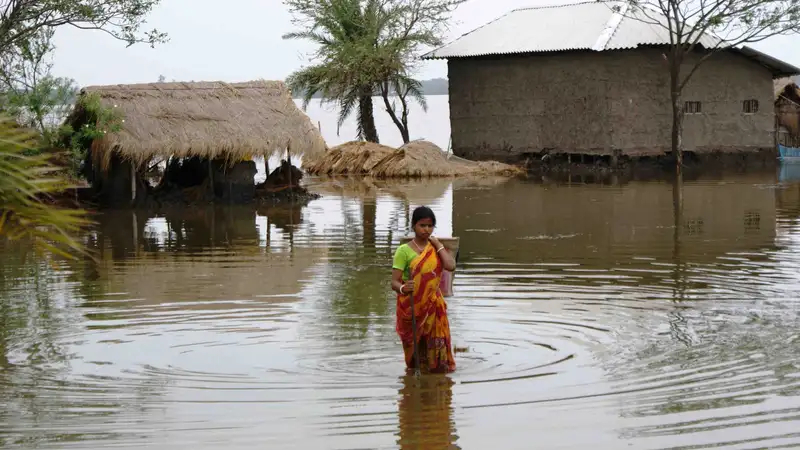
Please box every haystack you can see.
[302,141,396,175]
[303,140,523,178]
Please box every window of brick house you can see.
[743,99,759,114]
[684,101,702,114]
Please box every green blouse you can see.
[392,244,419,280]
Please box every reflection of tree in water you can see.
[319,196,395,338]
[397,374,460,449]
[608,303,800,442]
[0,250,67,369]
[0,254,169,446]
[314,178,452,338]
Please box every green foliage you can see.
[0,117,91,260]
[0,27,78,147]
[0,0,164,262]
[57,92,125,177]
[3,75,78,140]
[0,0,168,53]
[283,0,464,143]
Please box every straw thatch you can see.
[303,140,523,178]
[775,77,793,96]
[301,140,396,175]
[68,80,327,172]
[776,82,800,139]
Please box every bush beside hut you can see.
[62,80,327,207]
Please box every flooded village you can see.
[4,0,800,449]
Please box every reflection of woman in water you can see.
[397,374,460,449]
[391,206,457,373]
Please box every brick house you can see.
[422,1,800,163]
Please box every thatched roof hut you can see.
[68,80,327,171]
[776,81,800,141]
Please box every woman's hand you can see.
[401,280,415,294]
[430,236,456,272]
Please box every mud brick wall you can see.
[447,48,775,163]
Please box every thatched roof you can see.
[777,82,800,106]
[776,82,800,139]
[70,80,327,170]
[303,140,524,178]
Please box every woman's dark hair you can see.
[411,206,436,227]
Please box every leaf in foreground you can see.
[0,117,92,260]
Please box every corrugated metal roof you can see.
[605,7,721,50]
[423,1,721,58]
[421,1,800,76]
[423,2,615,58]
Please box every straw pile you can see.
[65,80,327,172]
[303,140,523,178]
[302,140,395,175]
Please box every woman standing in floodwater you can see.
[391,206,457,373]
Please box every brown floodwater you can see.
[2,168,800,449]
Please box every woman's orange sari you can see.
[395,242,456,373]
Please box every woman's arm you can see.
[429,237,456,271]
[392,269,414,294]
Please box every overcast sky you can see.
[51,0,800,87]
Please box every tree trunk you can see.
[672,169,685,301]
[670,73,684,174]
[381,87,410,144]
[400,122,409,144]
[358,94,379,143]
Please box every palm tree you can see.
[283,0,461,144]
[0,116,90,259]
[284,0,386,143]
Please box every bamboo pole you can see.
[130,163,136,204]
[410,292,421,377]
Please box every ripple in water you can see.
[1,174,800,448]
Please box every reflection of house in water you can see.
[84,206,326,306]
[453,174,778,269]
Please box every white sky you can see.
[51,0,800,87]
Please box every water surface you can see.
[2,170,800,449]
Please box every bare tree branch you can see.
[600,0,800,167]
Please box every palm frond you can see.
[0,116,92,260]
[393,74,427,111]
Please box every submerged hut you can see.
[776,80,800,147]
[65,80,327,206]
